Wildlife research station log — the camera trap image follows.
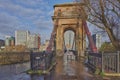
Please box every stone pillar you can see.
[56,25,63,56]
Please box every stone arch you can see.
[52,3,86,57]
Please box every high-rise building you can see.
[5,36,10,46]
[0,39,5,47]
[92,34,102,49]
[38,35,41,49]
[5,36,15,46]
[27,34,40,50]
[10,37,15,46]
[15,30,30,46]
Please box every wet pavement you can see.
[54,56,97,80]
[0,53,120,80]
[54,53,120,80]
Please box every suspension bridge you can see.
[30,3,120,80]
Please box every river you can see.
[0,62,54,80]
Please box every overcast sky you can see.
[0,0,73,43]
[0,0,108,44]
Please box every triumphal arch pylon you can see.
[52,3,86,57]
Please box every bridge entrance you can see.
[64,30,75,51]
[52,3,86,57]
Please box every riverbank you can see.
[0,52,30,65]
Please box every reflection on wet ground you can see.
[0,55,120,80]
[54,56,95,80]
[54,54,120,80]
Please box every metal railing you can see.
[102,52,120,73]
[87,51,120,75]
[30,51,54,71]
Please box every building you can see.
[5,36,10,46]
[15,30,30,46]
[10,37,15,46]
[0,39,5,47]
[37,34,41,49]
[45,40,49,49]
[27,34,40,50]
[5,36,15,46]
[40,40,49,51]
[92,34,102,49]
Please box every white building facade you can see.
[27,34,40,50]
[92,34,102,49]
[5,36,15,46]
[15,30,30,46]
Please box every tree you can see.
[76,0,120,50]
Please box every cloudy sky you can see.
[0,0,73,43]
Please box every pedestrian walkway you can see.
[54,56,103,80]
[52,50,120,80]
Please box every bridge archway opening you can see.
[63,29,76,52]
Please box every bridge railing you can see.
[30,51,54,71]
[87,51,120,75]
[87,52,102,71]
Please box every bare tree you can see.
[76,0,120,50]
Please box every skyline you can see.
[0,0,73,43]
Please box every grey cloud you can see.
[15,0,49,9]
[16,0,45,5]
[0,12,20,36]
[0,12,19,24]
[0,33,6,39]
[0,0,53,40]
[33,19,53,30]
[0,2,43,17]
